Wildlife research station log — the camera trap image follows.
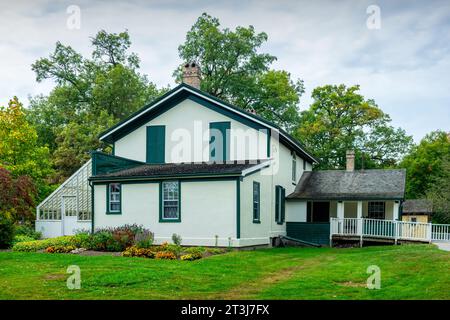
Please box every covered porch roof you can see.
[287,169,406,201]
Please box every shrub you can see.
[180,253,202,261]
[45,245,76,254]
[184,247,206,256]
[0,217,15,249]
[155,251,177,260]
[91,224,149,252]
[172,233,182,246]
[122,246,155,258]
[12,236,78,252]
[134,230,154,249]
[15,224,41,240]
[73,232,92,249]
[12,235,35,246]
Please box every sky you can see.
[1,0,449,142]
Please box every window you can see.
[107,183,121,214]
[161,181,180,222]
[253,182,260,223]
[292,155,297,183]
[410,217,417,223]
[275,185,285,224]
[368,201,385,219]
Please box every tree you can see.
[295,84,413,170]
[28,30,165,179]
[426,155,450,224]
[0,97,52,182]
[175,13,304,130]
[400,130,450,199]
[0,167,36,223]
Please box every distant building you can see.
[402,199,433,223]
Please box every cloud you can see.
[0,0,448,142]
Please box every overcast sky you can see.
[1,0,449,141]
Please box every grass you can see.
[0,244,448,300]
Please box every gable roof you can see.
[287,169,406,200]
[98,83,318,164]
[402,199,433,214]
[89,160,270,182]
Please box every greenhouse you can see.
[36,160,92,238]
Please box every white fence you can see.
[330,218,450,243]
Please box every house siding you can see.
[114,98,269,163]
[93,180,237,246]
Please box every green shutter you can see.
[275,186,280,223]
[146,126,165,164]
[281,187,286,223]
[209,122,230,162]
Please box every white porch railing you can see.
[330,218,450,243]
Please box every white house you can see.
[35,63,450,246]
[36,62,317,247]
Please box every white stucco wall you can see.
[93,180,237,246]
[114,98,269,163]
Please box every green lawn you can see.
[0,244,448,300]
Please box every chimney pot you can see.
[346,150,355,171]
[182,61,201,89]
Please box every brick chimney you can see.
[182,62,201,89]
[346,150,355,171]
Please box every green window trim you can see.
[146,125,166,164]
[253,181,261,223]
[159,180,181,222]
[106,183,122,214]
[275,185,285,224]
[209,121,230,162]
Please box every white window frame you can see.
[162,181,180,221]
[108,183,121,213]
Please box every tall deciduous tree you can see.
[400,130,450,199]
[426,155,450,224]
[295,84,413,170]
[175,13,304,130]
[28,30,165,180]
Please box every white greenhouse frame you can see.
[36,160,92,237]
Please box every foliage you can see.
[122,246,155,258]
[295,84,414,169]
[155,251,177,260]
[0,97,52,181]
[426,155,450,223]
[87,224,151,252]
[45,245,76,254]
[400,130,450,199]
[12,236,78,252]
[0,167,37,222]
[29,30,165,181]
[184,246,206,256]
[180,253,202,261]
[134,230,154,249]
[12,235,36,246]
[15,223,41,240]
[175,13,303,130]
[171,233,182,246]
[0,217,15,249]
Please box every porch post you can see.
[337,201,344,219]
[393,201,400,221]
[357,201,363,246]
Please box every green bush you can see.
[15,224,41,240]
[134,230,154,249]
[0,217,15,249]
[172,233,182,246]
[184,246,206,256]
[12,235,35,246]
[12,236,78,252]
[73,232,92,248]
